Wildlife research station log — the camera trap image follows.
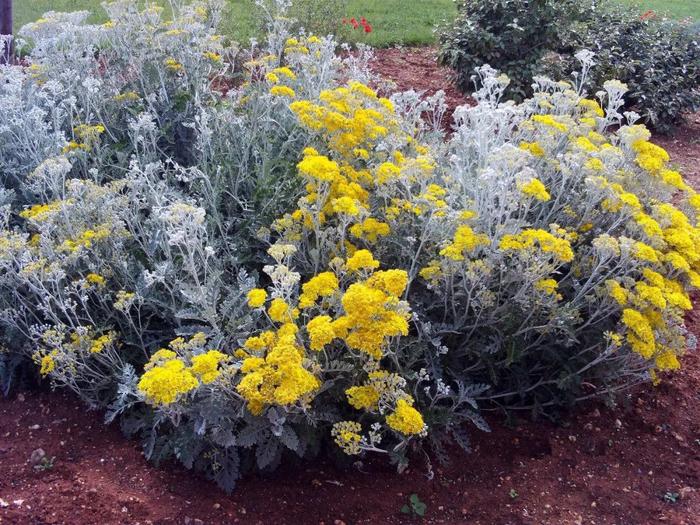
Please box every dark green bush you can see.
[439,0,700,132]
[437,0,589,100]
[564,12,700,132]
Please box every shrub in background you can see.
[437,0,585,101]
[545,10,700,132]
[1,0,698,492]
[438,0,700,131]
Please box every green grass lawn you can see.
[12,0,457,47]
[12,0,699,47]
[619,0,700,20]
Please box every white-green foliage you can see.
[0,0,381,490]
[1,0,697,493]
[0,0,374,366]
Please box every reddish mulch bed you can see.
[2,49,700,525]
[654,112,700,185]
[371,47,471,115]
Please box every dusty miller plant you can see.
[1,1,697,492]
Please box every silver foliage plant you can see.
[1,2,697,491]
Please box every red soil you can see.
[371,47,471,116]
[654,111,700,185]
[2,49,700,525]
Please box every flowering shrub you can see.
[439,0,700,131]
[1,0,698,492]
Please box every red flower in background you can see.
[640,10,655,21]
[342,16,372,34]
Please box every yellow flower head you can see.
[306,315,336,351]
[270,86,296,98]
[138,359,198,405]
[346,385,380,410]
[440,225,489,261]
[247,288,267,308]
[385,399,425,436]
[366,269,408,297]
[499,229,574,263]
[519,178,551,202]
[268,298,295,323]
[346,249,380,272]
[332,421,363,455]
[39,354,55,376]
[190,350,228,384]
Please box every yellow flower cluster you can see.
[346,383,381,410]
[578,98,605,118]
[58,224,113,253]
[164,57,184,72]
[63,124,106,153]
[532,114,569,133]
[86,273,106,287]
[113,291,136,311]
[535,278,562,300]
[519,178,551,202]
[191,350,228,384]
[343,368,426,440]
[138,358,199,405]
[265,64,298,99]
[89,333,115,354]
[385,399,425,436]
[605,265,692,370]
[203,51,222,63]
[331,421,363,455]
[349,217,391,243]
[345,249,380,272]
[335,270,410,360]
[306,315,335,351]
[20,200,67,222]
[284,37,312,55]
[73,124,105,148]
[299,271,339,309]
[588,133,700,374]
[38,351,58,376]
[273,264,409,361]
[247,288,267,308]
[237,328,320,415]
[268,297,299,323]
[520,141,545,157]
[137,335,228,405]
[621,308,656,359]
[290,81,395,156]
[633,139,670,174]
[270,85,296,98]
[439,224,489,261]
[344,369,406,409]
[277,82,442,258]
[606,280,628,306]
[240,245,413,438]
[499,229,574,263]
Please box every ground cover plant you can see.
[1,0,699,493]
[438,0,700,131]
